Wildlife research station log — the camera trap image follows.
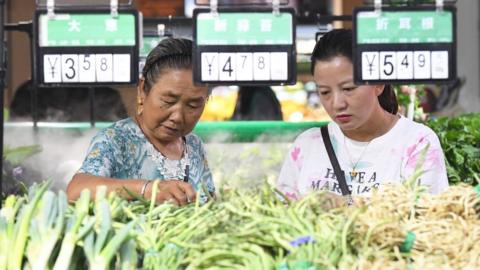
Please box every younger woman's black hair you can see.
[141,37,193,94]
[310,29,398,115]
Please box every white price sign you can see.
[379,52,397,80]
[201,53,219,81]
[354,7,456,84]
[360,50,449,81]
[200,52,289,82]
[61,54,79,82]
[43,55,62,83]
[43,53,131,83]
[270,52,288,80]
[79,54,96,82]
[96,54,113,82]
[253,53,270,80]
[396,51,414,80]
[113,54,131,82]
[413,51,431,79]
[219,53,236,81]
[361,52,379,80]
[431,51,449,79]
[194,9,296,85]
[236,53,253,81]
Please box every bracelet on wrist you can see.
[140,180,151,198]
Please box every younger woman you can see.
[277,29,448,201]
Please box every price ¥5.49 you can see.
[361,50,448,81]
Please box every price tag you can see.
[431,51,449,79]
[43,54,62,83]
[219,53,236,81]
[236,53,253,81]
[413,51,431,79]
[270,52,288,80]
[379,52,397,80]
[61,54,79,82]
[79,54,96,82]
[361,52,379,80]
[354,7,456,84]
[96,54,113,82]
[396,51,413,80]
[36,10,139,86]
[253,52,270,81]
[193,8,296,86]
[201,53,219,81]
[113,54,131,82]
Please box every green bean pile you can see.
[1,182,479,270]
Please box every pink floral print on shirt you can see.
[405,134,442,170]
[291,146,303,170]
[277,183,300,200]
[291,146,300,161]
[284,191,299,200]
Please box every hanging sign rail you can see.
[353,6,456,84]
[193,8,296,86]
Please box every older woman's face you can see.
[139,68,208,143]
[313,56,383,131]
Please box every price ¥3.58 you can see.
[43,54,131,83]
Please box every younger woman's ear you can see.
[375,85,386,96]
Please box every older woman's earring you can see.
[137,100,143,116]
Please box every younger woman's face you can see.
[138,68,208,144]
[313,56,384,131]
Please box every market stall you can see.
[1,0,480,269]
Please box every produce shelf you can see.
[4,121,329,142]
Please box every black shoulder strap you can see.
[320,126,351,197]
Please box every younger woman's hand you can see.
[321,192,350,209]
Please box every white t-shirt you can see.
[277,116,448,200]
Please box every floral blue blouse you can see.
[78,118,215,202]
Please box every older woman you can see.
[67,38,214,205]
[277,29,448,202]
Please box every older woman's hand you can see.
[144,180,197,206]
